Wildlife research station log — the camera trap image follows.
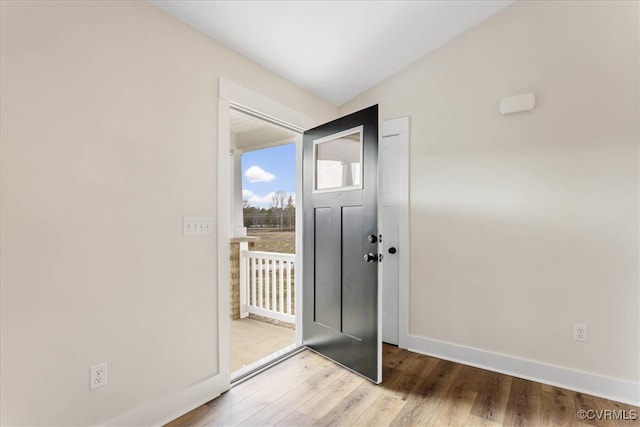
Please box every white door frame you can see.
[217,79,312,387]
[381,117,410,349]
[218,86,411,387]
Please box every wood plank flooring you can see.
[166,345,639,427]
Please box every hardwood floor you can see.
[166,345,639,427]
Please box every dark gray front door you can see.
[302,105,380,383]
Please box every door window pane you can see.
[314,126,363,192]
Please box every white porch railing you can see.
[240,250,295,323]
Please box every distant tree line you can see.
[243,190,295,230]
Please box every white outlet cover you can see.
[573,323,588,342]
[90,362,108,390]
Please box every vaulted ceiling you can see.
[148,1,514,106]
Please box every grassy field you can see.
[247,230,295,254]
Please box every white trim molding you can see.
[103,375,226,426]
[220,79,312,131]
[406,334,640,407]
[217,94,232,385]
[294,132,304,347]
[220,80,310,359]
[381,117,410,350]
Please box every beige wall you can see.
[0,1,335,425]
[342,1,639,382]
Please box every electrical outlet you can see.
[573,323,588,342]
[90,362,107,390]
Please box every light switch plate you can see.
[184,216,214,236]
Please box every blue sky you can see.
[242,143,296,208]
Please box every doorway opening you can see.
[218,80,409,391]
[228,107,302,380]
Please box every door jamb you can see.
[381,117,410,349]
[217,79,312,388]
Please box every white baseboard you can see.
[103,373,229,426]
[406,334,640,407]
[102,335,638,426]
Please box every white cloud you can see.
[243,189,274,206]
[244,165,275,183]
[243,189,295,208]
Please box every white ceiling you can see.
[230,108,297,151]
[149,0,514,106]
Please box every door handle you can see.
[363,253,377,263]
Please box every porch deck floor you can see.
[230,317,295,372]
